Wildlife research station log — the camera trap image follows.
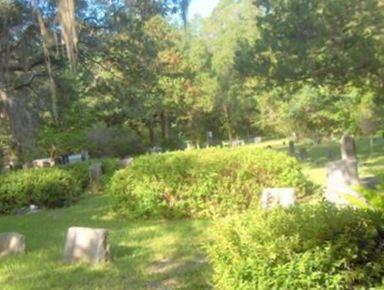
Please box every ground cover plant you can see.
[109,146,315,218]
[208,204,384,289]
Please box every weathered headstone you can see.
[81,150,89,161]
[299,148,307,160]
[261,188,296,209]
[340,133,357,161]
[63,227,110,263]
[89,163,102,193]
[68,154,83,164]
[288,141,295,156]
[119,157,133,168]
[0,232,26,258]
[325,149,333,160]
[325,160,365,206]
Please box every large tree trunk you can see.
[160,111,170,141]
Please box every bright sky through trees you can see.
[188,0,219,19]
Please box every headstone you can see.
[119,157,133,168]
[81,150,89,161]
[186,141,194,150]
[261,188,296,209]
[0,232,26,258]
[89,163,102,185]
[63,227,110,263]
[150,146,162,154]
[340,133,357,161]
[299,148,307,160]
[325,149,333,160]
[32,158,54,168]
[254,137,262,144]
[325,160,365,206]
[68,154,82,164]
[288,141,295,156]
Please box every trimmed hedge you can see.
[0,168,81,214]
[108,146,314,218]
[208,204,384,289]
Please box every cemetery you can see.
[1,135,384,289]
[1,0,384,289]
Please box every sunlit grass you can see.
[0,196,212,289]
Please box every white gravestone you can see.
[63,227,110,263]
[261,188,296,209]
[119,157,133,168]
[326,160,366,206]
[340,133,357,161]
[0,232,26,258]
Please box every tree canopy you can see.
[0,0,383,163]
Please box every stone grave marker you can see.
[261,188,296,209]
[89,163,102,193]
[63,227,110,263]
[288,141,295,156]
[340,133,357,161]
[299,148,307,160]
[325,149,333,160]
[325,159,366,206]
[0,232,26,258]
[119,157,133,168]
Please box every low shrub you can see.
[108,146,314,218]
[0,168,81,214]
[208,204,384,289]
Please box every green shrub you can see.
[0,168,81,214]
[108,146,313,218]
[208,204,384,289]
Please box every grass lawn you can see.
[255,136,384,185]
[1,135,384,289]
[0,195,212,290]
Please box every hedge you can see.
[108,146,314,218]
[0,168,81,214]
[207,204,384,289]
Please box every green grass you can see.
[254,136,384,185]
[0,195,212,290]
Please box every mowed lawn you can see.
[0,195,212,290]
[1,136,384,289]
[255,136,384,185]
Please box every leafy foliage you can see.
[0,168,81,214]
[108,146,313,218]
[208,204,384,289]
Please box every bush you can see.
[0,168,81,214]
[108,146,313,218]
[208,204,384,289]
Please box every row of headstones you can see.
[0,227,110,263]
[272,133,371,207]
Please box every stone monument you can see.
[261,188,296,209]
[63,227,110,263]
[0,232,26,258]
